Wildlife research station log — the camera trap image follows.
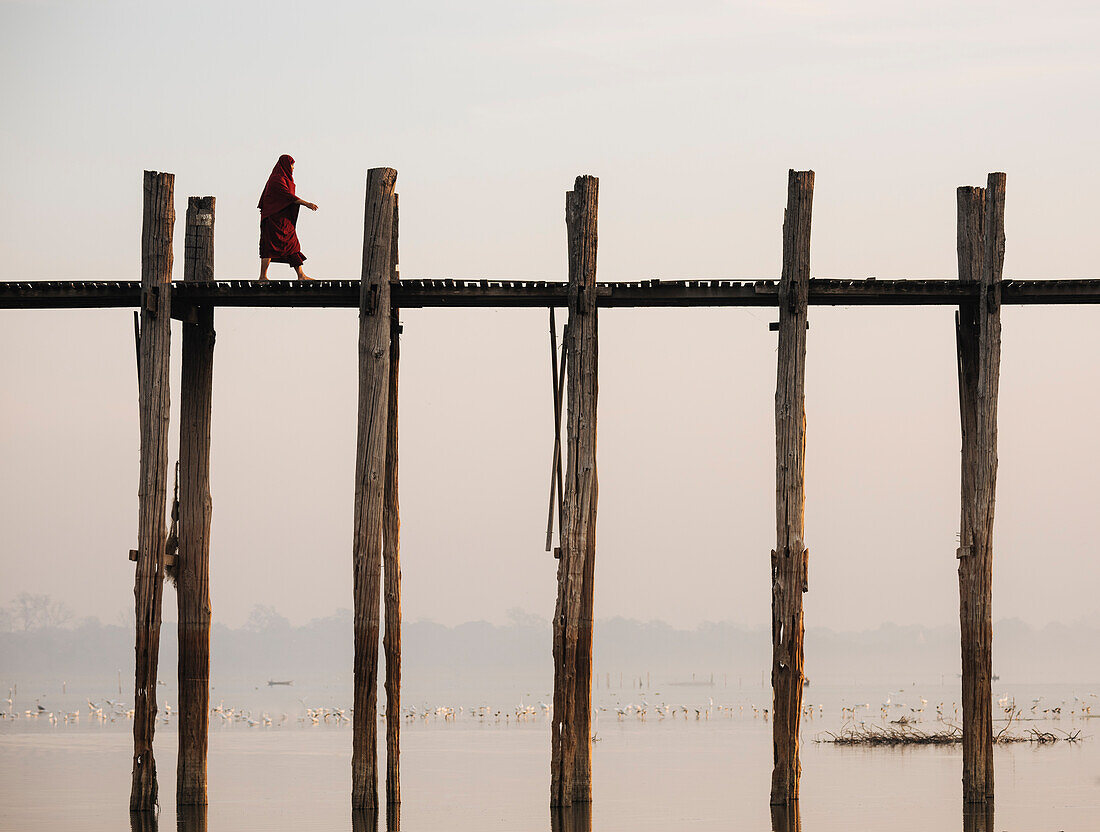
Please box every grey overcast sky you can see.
[1,0,1098,630]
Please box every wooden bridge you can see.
[3,167,1096,817]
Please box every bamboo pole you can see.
[770,169,814,806]
[383,195,402,807]
[353,166,397,810]
[551,175,598,807]
[130,170,175,811]
[177,196,215,806]
[955,173,1004,804]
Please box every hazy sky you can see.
[1,0,1098,631]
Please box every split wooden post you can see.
[955,173,1005,804]
[176,196,216,806]
[551,175,599,807]
[352,166,397,811]
[130,170,175,812]
[770,169,814,806]
[383,195,402,807]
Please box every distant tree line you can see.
[0,593,74,632]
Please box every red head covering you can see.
[258,154,296,220]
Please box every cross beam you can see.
[2,277,1099,310]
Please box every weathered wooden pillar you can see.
[551,175,599,808]
[383,195,402,807]
[130,170,175,811]
[955,173,1004,804]
[352,166,397,810]
[176,196,215,806]
[770,168,813,806]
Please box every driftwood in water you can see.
[955,173,1005,804]
[130,170,174,811]
[770,169,814,806]
[352,167,397,810]
[176,195,216,807]
[383,195,402,807]
[551,175,599,807]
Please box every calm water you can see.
[1,682,1098,831]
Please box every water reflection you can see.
[962,801,994,832]
[351,808,377,832]
[350,806,400,832]
[770,802,802,832]
[176,804,207,832]
[129,811,158,832]
[550,803,592,832]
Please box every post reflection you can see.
[550,803,592,832]
[770,801,802,832]
[176,804,207,832]
[129,811,158,832]
[351,808,379,832]
[386,803,400,832]
[962,801,994,832]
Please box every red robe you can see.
[258,154,306,267]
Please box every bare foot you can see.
[297,274,314,281]
[258,276,270,282]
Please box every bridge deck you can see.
[1,278,1099,309]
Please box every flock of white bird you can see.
[3,686,1095,730]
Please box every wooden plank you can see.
[352,167,397,811]
[130,171,174,812]
[770,169,813,806]
[383,195,402,808]
[551,175,599,807]
[956,174,1004,804]
[176,196,215,807]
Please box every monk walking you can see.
[258,154,318,280]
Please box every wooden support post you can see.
[177,196,215,807]
[130,170,174,812]
[770,169,814,806]
[955,173,1004,804]
[551,174,599,807]
[383,195,402,807]
[353,166,397,810]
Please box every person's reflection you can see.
[770,802,802,832]
[129,811,158,832]
[962,801,994,832]
[550,803,592,832]
[176,804,207,832]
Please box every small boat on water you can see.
[267,680,294,687]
